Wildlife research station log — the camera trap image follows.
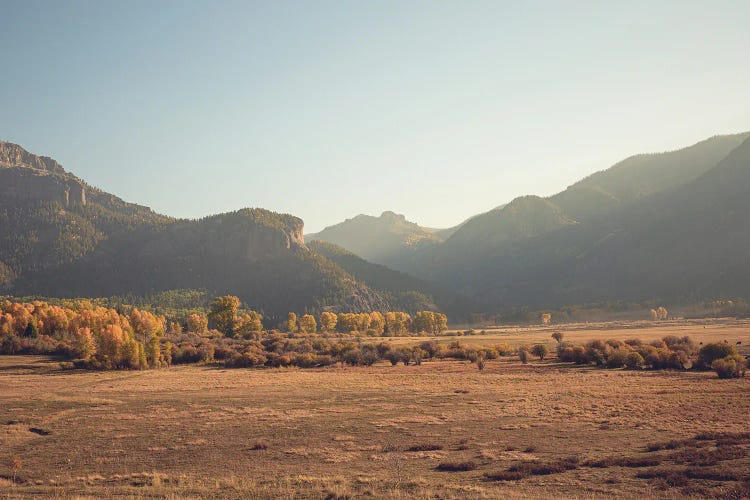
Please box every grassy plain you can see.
[1,320,749,498]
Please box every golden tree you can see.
[208,296,241,336]
[319,312,337,333]
[298,314,317,333]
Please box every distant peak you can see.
[380,210,406,221]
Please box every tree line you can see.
[206,295,447,337]
[0,296,449,370]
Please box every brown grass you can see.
[1,320,749,498]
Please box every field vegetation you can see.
[1,318,749,498]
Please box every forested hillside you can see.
[416,134,750,308]
[315,132,750,312]
[0,142,427,319]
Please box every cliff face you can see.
[0,141,66,174]
[140,209,306,261]
[0,140,398,315]
[0,167,87,207]
[0,141,86,207]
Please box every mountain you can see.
[419,133,750,308]
[0,141,172,285]
[305,131,750,312]
[306,211,443,268]
[550,132,750,221]
[307,240,475,317]
[0,141,414,318]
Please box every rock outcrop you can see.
[0,167,87,207]
[0,142,86,207]
[0,141,66,174]
[140,208,306,261]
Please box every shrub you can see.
[711,354,747,379]
[584,339,610,366]
[384,348,409,366]
[506,457,578,476]
[558,345,576,362]
[697,343,737,370]
[584,456,661,468]
[476,353,486,371]
[605,349,628,368]
[484,470,526,481]
[435,461,477,472]
[530,344,548,361]
[625,351,644,369]
[406,444,443,452]
[494,343,513,356]
[518,347,529,364]
[636,468,690,487]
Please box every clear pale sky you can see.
[1,1,749,232]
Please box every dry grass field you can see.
[2,320,750,499]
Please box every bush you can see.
[406,444,443,452]
[485,470,526,481]
[605,349,628,368]
[711,354,747,379]
[530,344,548,361]
[435,461,477,472]
[624,351,644,369]
[518,347,529,364]
[697,343,738,370]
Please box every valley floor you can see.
[1,321,749,499]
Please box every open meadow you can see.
[2,320,750,499]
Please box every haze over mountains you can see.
[0,141,439,319]
[2,131,750,320]
[310,131,750,310]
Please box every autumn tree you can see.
[656,307,668,320]
[319,311,337,333]
[551,331,564,344]
[186,313,208,334]
[384,312,410,335]
[298,314,317,333]
[208,295,240,336]
[71,327,95,360]
[434,313,448,333]
[235,311,263,338]
[368,312,385,335]
[286,312,298,333]
[412,311,435,333]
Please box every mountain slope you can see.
[308,240,476,317]
[550,132,750,221]
[0,141,399,317]
[307,240,438,311]
[306,211,442,268]
[446,134,750,308]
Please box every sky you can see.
[1,1,749,232]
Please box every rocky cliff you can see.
[0,167,86,207]
[0,141,404,316]
[140,208,306,261]
[0,141,66,173]
[0,141,87,207]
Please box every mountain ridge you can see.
[0,141,430,318]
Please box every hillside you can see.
[306,211,442,268]
[305,131,750,312]
[550,132,750,221]
[0,142,401,318]
[308,240,475,317]
[429,134,750,308]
